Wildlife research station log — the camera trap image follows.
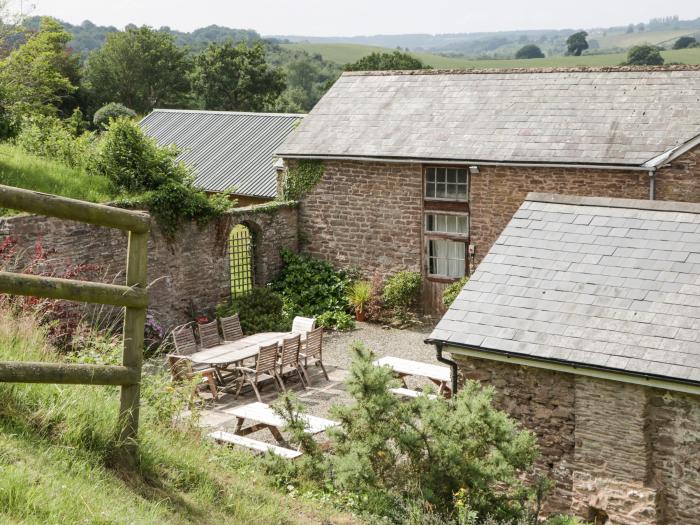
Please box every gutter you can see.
[432,341,459,395]
[425,338,700,396]
[278,154,652,172]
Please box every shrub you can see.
[383,271,422,309]
[91,116,187,192]
[15,114,95,169]
[271,250,352,321]
[216,287,289,334]
[623,45,664,66]
[93,102,137,129]
[94,117,231,235]
[673,36,697,50]
[270,343,546,523]
[317,310,355,331]
[442,276,469,307]
[515,44,545,59]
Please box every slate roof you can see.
[277,67,700,168]
[428,193,700,386]
[141,109,304,198]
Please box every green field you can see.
[283,42,700,69]
[595,28,700,49]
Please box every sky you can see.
[24,0,700,36]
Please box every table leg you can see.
[234,416,244,434]
[268,425,288,447]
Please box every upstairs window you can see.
[425,213,469,236]
[424,167,468,201]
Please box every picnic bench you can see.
[373,356,452,397]
[225,401,339,444]
[208,431,302,459]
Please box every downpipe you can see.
[435,342,459,395]
[649,169,656,200]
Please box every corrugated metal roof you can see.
[277,67,700,167]
[429,193,700,386]
[140,109,304,198]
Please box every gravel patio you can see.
[198,321,441,442]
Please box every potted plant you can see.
[348,280,372,322]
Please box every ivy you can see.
[281,159,324,200]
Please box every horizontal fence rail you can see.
[0,184,150,233]
[0,361,139,385]
[0,272,148,308]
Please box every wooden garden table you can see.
[187,332,292,367]
[373,356,452,396]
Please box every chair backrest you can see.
[305,327,323,359]
[167,354,193,381]
[292,316,316,334]
[256,342,280,377]
[172,324,197,356]
[221,314,243,342]
[198,320,221,349]
[280,334,301,368]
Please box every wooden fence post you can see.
[117,231,149,462]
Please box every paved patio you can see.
[198,321,440,443]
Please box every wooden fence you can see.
[0,185,150,461]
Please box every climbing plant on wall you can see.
[281,159,324,201]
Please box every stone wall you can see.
[451,353,700,523]
[1,203,298,331]
[293,159,423,281]
[289,146,700,280]
[455,354,576,515]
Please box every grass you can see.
[0,307,354,524]
[283,42,700,69]
[0,143,115,214]
[595,28,700,49]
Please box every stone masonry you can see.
[290,145,700,279]
[453,354,700,523]
[1,203,298,331]
[294,159,424,281]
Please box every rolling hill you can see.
[282,42,700,69]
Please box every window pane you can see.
[457,170,468,184]
[426,168,435,182]
[457,216,468,234]
[447,169,457,183]
[436,182,446,199]
[425,183,435,198]
[425,214,468,235]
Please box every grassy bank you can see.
[282,42,700,69]
[0,143,114,213]
[0,308,352,524]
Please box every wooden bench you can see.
[373,356,452,396]
[390,387,438,400]
[208,430,302,459]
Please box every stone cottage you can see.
[427,193,700,524]
[141,109,303,206]
[276,67,700,312]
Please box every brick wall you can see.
[655,144,700,203]
[294,160,423,280]
[1,203,298,331]
[452,354,700,523]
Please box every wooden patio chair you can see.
[167,354,219,402]
[233,342,283,402]
[278,334,307,389]
[172,323,198,356]
[221,314,243,342]
[198,319,221,349]
[300,327,328,384]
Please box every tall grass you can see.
[0,307,351,524]
[0,143,114,214]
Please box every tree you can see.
[515,44,545,59]
[624,45,665,66]
[93,102,136,129]
[0,17,77,116]
[566,31,589,56]
[626,23,635,34]
[673,36,698,49]
[345,50,429,71]
[82,26,191,114]
[192,40,285,112]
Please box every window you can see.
[425,167,468,201]
[425,213,468,236]
[428,239,466,278]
